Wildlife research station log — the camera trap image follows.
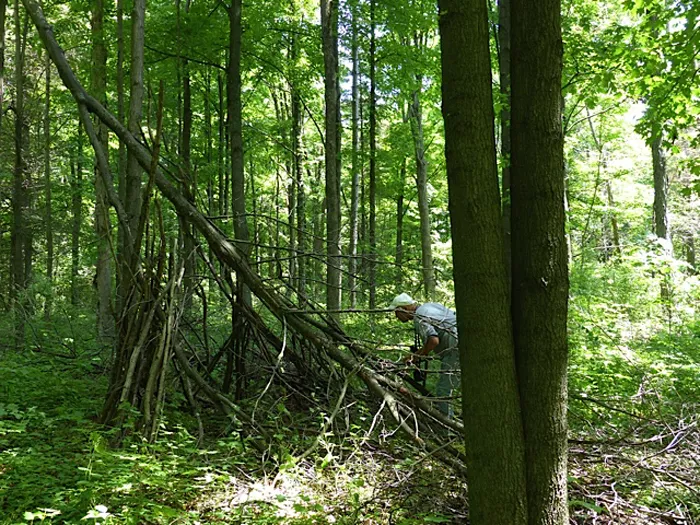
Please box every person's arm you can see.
[418,336,439,356]
[405,335,439,363]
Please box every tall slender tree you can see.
[91,0,115,350]
[120,0,145,305]
[368,0,377,309]
[321,0,341,315]
[115,0,126,297]
[43,52,53,320]
[652,135,670,247]
[70,126,83,307]
[228,0,251,305]
[11,0,27,346]
[348,0,361,308]
[290,20,306,298]
[408,80,435,301]
[511,0,569,522]
[0,0,6,133]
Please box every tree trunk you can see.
[228,0,251,305]
[439,2,527,523]
[179,0,196,312]
[115,0,126,312]
[395,158,406,288]
[91,0,115,352]
[511,0,569,522]
[205,67,213,214]
[652,135,670,248]
[11,0,27,346]
[498,0,512,287]
[409,85,435,301]
[120,0,145,303]
[43,51,53,320]
[321,0,341,315]
[71,125,83,306]
[291,29,306,298]
[218,69,225,217]
[0,0,6,134]
[368,0,377,309]
[348,5,360,308]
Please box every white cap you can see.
[390,293,416,309]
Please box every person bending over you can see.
[390,293,460,417]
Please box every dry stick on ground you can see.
[27,0,466,472]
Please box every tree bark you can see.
[124,0,145,266]
[321,0,341,315]
[179,0,196,312]
[395,158,406,288]
[71,125,83,306]
[368,0,377,309]
[228,0,251,305]
[652,135,670,248]
[409,84,435,301]
[511,0,569,522]
[43,52,53,320]
[348,4,360,308]
[11,0,27,347]
[0,0,6,133]
[115,0,126,311]
[291,28,306,298]
[91,0,115,351]
[438,2,528,523]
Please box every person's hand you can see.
[404,351,423,365]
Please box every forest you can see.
[0,0,698,523]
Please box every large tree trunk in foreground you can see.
[438,2,528,524]
[511,0,569,522]
[321,0,341,315]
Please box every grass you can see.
[1,263,698,524]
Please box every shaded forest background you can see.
[0,0,699,523]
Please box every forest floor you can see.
[1,315,698,524]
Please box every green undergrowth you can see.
[0,351,463,524]
[567,261,700,523]
[1,258,699,524]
